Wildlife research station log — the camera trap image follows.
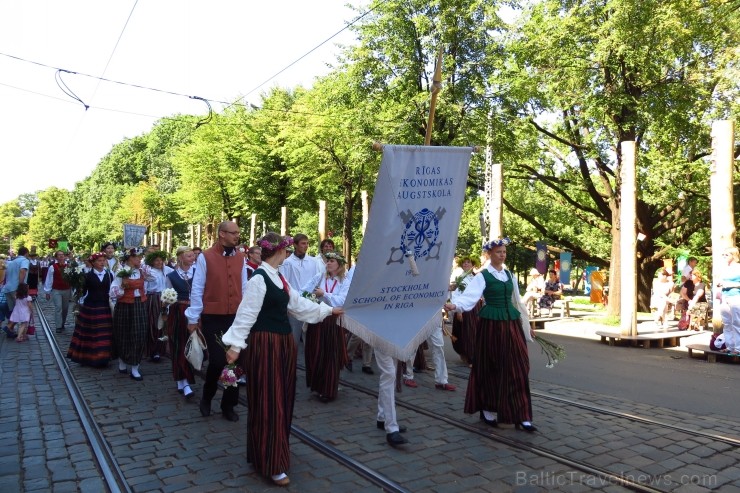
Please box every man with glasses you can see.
[186,221,248,422]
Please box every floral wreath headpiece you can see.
[145,250,169,266]
[122,247,145,261]
[323,251,347,265]
[482,237,512,252]
[258,235,294,252]
[88,252,106,263]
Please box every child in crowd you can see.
[0,289,15,338]
[8,283,32,342]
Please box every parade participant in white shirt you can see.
[279,233,323,344]
[301,251,351,402]
[144,251,173,362]
[43,250,72,333]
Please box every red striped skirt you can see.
[304,315,348,400]
[166,302,194,383]
[145,294,168,358]
[67,302,113,367]
[464,318,532,423]
[244,331,297,478]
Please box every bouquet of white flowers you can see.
[301,291,319,304]
[160,288,178,305]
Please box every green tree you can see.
[501,0,740,312]
[27,188,75,254]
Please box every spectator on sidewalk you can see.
[716,247,740,355]
[650,268,675,329]
[2,246,29,313]
[8,283,32,342]
[681,257,698,284]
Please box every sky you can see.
[0,0,366,205]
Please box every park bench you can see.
[595,329,695,349]
[529,296,573,319]
[686,344,740,363]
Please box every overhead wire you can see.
[0,0,390,123]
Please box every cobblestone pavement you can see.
[0,300,738,492]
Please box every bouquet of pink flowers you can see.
[219,364,244,388]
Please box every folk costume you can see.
[110,262,154,377]
[185,242,248,415]
[452,263,534,426]
[246,259,259,280]
[300,270,350,401]
[43,261,72,332]
[221,262,332,480]
[450,270,480,363]
[67,266,114,367]
[165,266,196,388]
[279,252,323,344]
[144,255,173,361]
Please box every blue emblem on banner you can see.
[400,208,439,259]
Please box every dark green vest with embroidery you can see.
[478,269,521,321]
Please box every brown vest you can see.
[202,243,245,315]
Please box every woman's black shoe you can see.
[479,411,497,427]
[515,422,537,432]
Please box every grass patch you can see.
[583,315,621,326]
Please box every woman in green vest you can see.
[444,237,537,431]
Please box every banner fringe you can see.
[341,312,442,362]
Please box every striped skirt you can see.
[67,301,113,367]
[464,318,532,423]
[167,303,194,383]
[145,294,168,358]
[451,301,482,363]
[244,331,297,478]
[304,315,348,400]
[112,299,148,366]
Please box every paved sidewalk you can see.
[0,304,106,493]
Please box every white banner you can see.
[123,224,148,249]
[342,145,472,361]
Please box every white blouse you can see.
[300,272,351,307]
[452,264,532,342]
[144,266,173,293]
[221,262,333,351]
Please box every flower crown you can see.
[88,252,106,263]
[323,251,346,265]
[482,237,512,251]
[122,247,145,260]
[258,235,294,252]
